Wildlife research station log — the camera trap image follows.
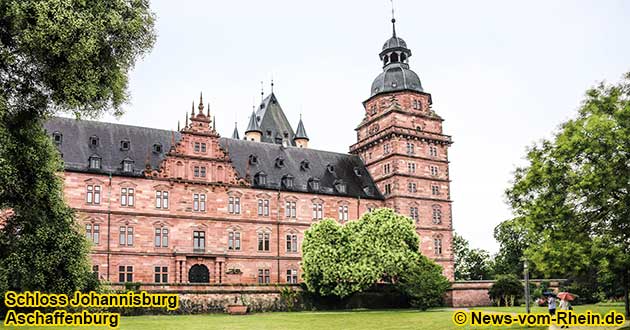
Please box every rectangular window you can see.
[193,231,205,252]
[286,234,298,252]
[286,269,298,284]
[430,165,439,176]
[193,194,199,211]
[201,143,206,153]
[312,203,323,220]
[257,199,270,216]
[228,197,240,214]
[408,182,417,193]
[121,188,134,207]
[86,223,100,244]
[258,269,270,284]
[162,191,168,209]
[200,194,206,211]
[228,231,241,251]
[194,142,200,152]
[156,191,161,208]
[118,266,133,283]
[434,239,443,255]
[92,265,99,280]
[155,228,168,247]
[86,185,93,204]
[406,142,415,155]
[383,144,390,155]
[194,166,200,177]
[383,163,390,174]
[200,166,206,177]
[119,226,133,246]
[410,207,419,222]
[384,183,392,195]
[408,162,416,173]
[154,266,168,283]
[432,185,440,195]
[258,232,270,251]
[285,201,296,218]
[338,205,349,221]
[429,146,438,157]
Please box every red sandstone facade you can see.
[53,18,455,287]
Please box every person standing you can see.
[548,296,557,316]
[559,297,571,328]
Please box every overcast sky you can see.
[98,0,630,253]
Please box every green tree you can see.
[493,218,529,276]
[488,275,524,307]
[302,208,450,309]
[0,0,155,316]
[506,73,630,319]
[453,232,494,280]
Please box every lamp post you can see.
[524,260,530,313]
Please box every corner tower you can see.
[349,18,454,280]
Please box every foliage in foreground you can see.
[0,0,156,317]
[301,208,450,310]
[488,275,524,307]
[504,72,630,318]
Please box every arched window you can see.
[400,53,407,62]
[390,52,399,63]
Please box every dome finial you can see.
[390,0,397,38]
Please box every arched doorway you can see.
[188,264,209,283]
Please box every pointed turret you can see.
[244,109,262,142]
[294,115,309,148]
[232,122,240,140]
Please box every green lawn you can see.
[1,305,627,330]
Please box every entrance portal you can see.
[188,264,210,283]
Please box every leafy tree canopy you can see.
[453,232,494,281]
[505,73,630,318]
[302,208,450,309]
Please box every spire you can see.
[260,81,264,103]
[197,92,204,114]
[213,116,216,131]
[185,112,188,127]
[294,114,309,141]
[390,0,397,38]
[232,122,240,139]
[271,78,274,94]
[245,109,261,133]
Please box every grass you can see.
[1,305,627,329]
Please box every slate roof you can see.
[255,93,296,146]
[43,117,383,200]
[44,117,180,176]
[219,138,383,200]
[294,118,308,140]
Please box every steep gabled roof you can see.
[255,93,296,146]
[294,117,309,140]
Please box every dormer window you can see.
[283,132,289,138]
[308,178,320,191]
[300,160,310,171]
[122,158,134,173]
[249,154,258,165]
[153,143,162,154]
[326,164,335,174]
[282,174,294,189]
[89,136,99,148]
[363,186,374,196]
[254,172,267,186]
[275,157,285,168]
[266,130,272,137]
[120,140,130,151]
[353,167,362,177]
[334,180,347,194]
[89,155,101,169]
[52,132,63,144]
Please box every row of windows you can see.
[408,206,443,224]
[88,226,301,253]
[379,144,440,157]
[193,142,207,153]
[85,186,352,220]
[383,162,438,176]
[106,266,300,284]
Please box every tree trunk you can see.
[624,271,629,320]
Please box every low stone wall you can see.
[447,279,564,308]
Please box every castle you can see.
[44,17,454,286]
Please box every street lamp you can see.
[524,260,530,313]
